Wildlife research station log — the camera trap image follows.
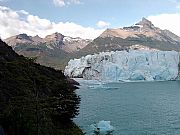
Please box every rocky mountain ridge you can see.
[5,32,92,53]
[4,32,92,69]
[80,18,180,56]
[101,18,180,43]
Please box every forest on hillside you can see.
[0,40,84,135]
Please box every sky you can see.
[1,0,180,39]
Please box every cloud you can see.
[0,6,103,39]
[147,13,180,36]
[53,0,82,7]
[53,0,65,7]
[18,10,29,15]
[96,21,110,28]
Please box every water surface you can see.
[74,80,180,135]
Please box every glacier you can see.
[64,50,180,81]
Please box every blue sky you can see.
[1,0,180,39]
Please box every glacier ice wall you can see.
[64,50,180,81]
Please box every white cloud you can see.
[53,0,82,7]
[53,0,65,7]
[96,21,110,28]
[0,6,104,39]
[147,13,180,36]
[18,10,29,15]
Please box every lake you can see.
[74,79,180,135]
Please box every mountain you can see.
[101,18,180,42]
[5,33,91,69]
[5,32,91,53]
[4,18,180,70]
[0,39,83,135]
[79,18,180,56]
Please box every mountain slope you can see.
[5,32,91,53]
[79,18,180,56]
[5,33,91,69]
[0,39,83,135]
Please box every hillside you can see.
[0,39,83,135]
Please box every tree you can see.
[0,57,81,135]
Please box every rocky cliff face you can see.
[65,50,180,81]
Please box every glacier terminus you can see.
[64,50,180,82]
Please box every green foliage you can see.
[0,40,83,135]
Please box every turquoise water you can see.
[74,80,180,135]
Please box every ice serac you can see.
[64,50,180,81]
